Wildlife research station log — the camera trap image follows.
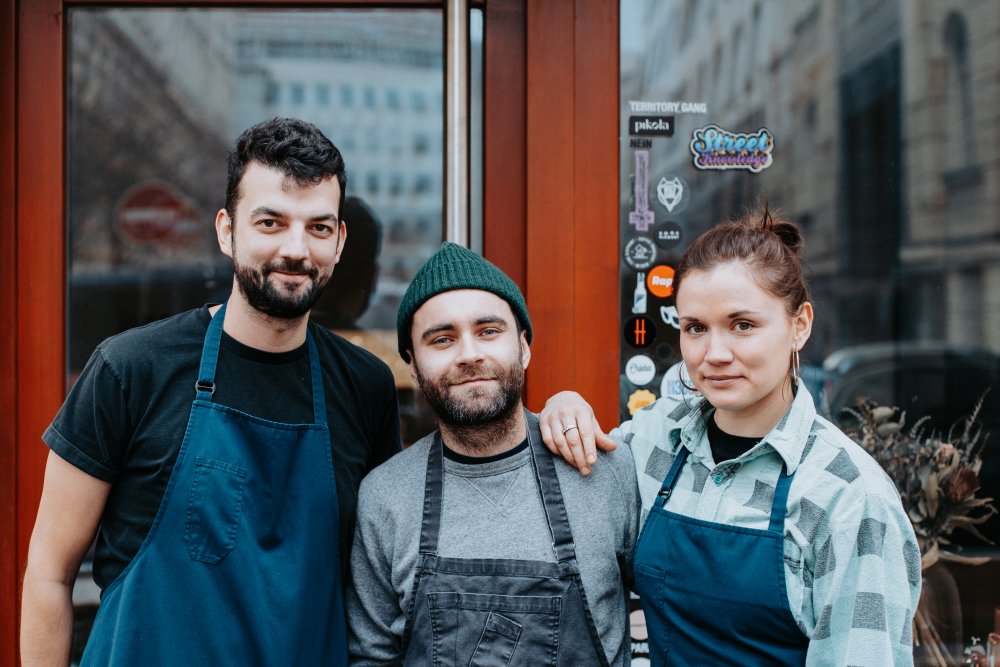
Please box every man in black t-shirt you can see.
[21,118,401,666]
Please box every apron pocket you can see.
[183,456,247,564]
[427,592,560,667]
[634,563,670,665]
[469,611,521,667]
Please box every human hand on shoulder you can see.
[539,391,617,476]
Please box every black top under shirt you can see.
[443,438,529,464]
[707,415,761,465]
[44,305,401,589]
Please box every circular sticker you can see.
[623,316,656,348]
[625,354,656,386]
[655,175,689,214]
[660,360,698,401]
[647,265,675,298]
[623,237,657,270]
[653,221,683,250]
[627,389,657,415]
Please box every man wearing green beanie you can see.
[348,242,640,666]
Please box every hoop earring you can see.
[790,348,801,386]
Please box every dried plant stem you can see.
[914,605,959,667]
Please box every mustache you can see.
[445,364,497,384]
[263,258,318,280]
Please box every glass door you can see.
[64,5,481,657]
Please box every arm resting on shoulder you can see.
[539,391,618,475]
[21,451,110,667]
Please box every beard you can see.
[416,358,524,428]
[231,232,331,320]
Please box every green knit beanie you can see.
[397,242,532,359]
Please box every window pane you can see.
[66,5,465,657]
[619,0,1000,656]
[67,8,449,451]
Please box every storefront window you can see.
[619,0,999,661]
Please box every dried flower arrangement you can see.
[841,399,996,566]
[840,399,997,667]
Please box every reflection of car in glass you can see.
[821,341,1000,545]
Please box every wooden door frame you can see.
[1,0,617,659]
[522,0,618,417]
[1,0,19,661]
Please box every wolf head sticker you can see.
[656,176,684,212]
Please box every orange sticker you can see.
[647,265,675,298]
[627,389,657,415]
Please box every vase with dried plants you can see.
[840,399,997,667]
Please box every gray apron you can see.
[401,411,610,666]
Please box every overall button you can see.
[712,473,725,485]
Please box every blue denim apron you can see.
[401,412,610,666]
[82,302,347,666]
[633,447,809,665]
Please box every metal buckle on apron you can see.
[195,379,215,395]
[657,488,671,500]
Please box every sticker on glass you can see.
[629,150,655,232]
[625,354,657,386]
[624,316,656,349]
[656,176,685,213]
[632,272,648,314]
[646,265,675,298]
[653,221,682,250]
[690,124,774,173]
[623,237,657,270]
[627,389,657,415]
[629,115,674,137]
[660,361,698,401]
[628,100,707,115]
[660,305,680,330]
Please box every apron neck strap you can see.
[305,332,327,427]
[654,446,689,509]
[196,303,227,401]
[195,302,327,427]
[419,433,446,555]
[524,411,577,562]
[769,464,793,533]
[418,410,578,563]
[654,444,793,533]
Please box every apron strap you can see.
[524,411,577,563]
[305,329,327,427]
[654,446,689,510]
[768,464,794,533]
[418,433,445,555]
[652,439,792,533]
[195,302,227,401]
[195,302,327,427]
[417,411,579,563]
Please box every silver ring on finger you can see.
[561,424,579,436]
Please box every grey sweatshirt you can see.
[347,422,640,666]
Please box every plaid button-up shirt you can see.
[615,385,920,667]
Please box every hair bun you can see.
[770,221,803,256]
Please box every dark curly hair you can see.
[225,117,347,220]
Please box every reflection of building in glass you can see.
[67,10,236,370]
[67,8,445,375]
[232,11,444,330]
[621,0,1000,357]
[68,9,234,271]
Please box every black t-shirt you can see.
[44,305,401,590]
[707,415,760,465]
[442,438,529,464]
